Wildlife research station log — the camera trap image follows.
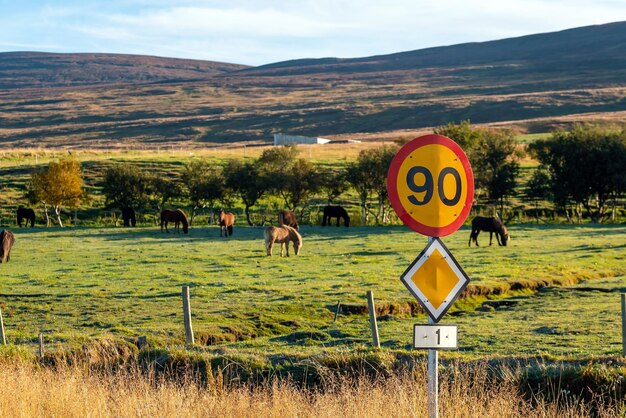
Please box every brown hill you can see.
[248,21,626,76]
[0,22,625,148]
[0,52,249,89]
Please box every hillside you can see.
[0,22,625,148]
[0,52,249,89]
[248,21,626,76]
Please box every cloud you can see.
[1,1,625,64]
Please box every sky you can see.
[1,0,625,66]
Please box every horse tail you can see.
[263,226,271,242]
[227,225,233,236]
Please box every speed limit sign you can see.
[387,134,474,237]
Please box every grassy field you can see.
[1,223,624,359]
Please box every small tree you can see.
[434,120,482,150]
[345,159,374,225]
[279,158,320,211]
[256,145,299,195]
[223,159,268,226]
[181,160,224,225]
[146,175,184,216]
[319,169,349,204]
[102,165,150,223]
[27,157,84,227]
[472,129,521,216]
[525,168,552,223]
[345,145,397,224]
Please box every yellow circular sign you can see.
[387,135,474,236]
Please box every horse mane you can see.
[176,209,189,231]
[175,209,189,225]
[282,225,302,244]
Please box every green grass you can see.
[1,223,624,359]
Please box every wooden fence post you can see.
[621,294,626,356]
[333,301,341,322]
[366,291,380,348]
[182,286,194,345]
[38,333,44,358]
[0,309,6,345]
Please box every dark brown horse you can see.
[322,205,350,227]
[121,207,136,227]
[468,216,509,247]
[264,225,302,256]
[17,207,35,227]
[1,230,15,263]
[219,210,235,237]
[278,210,299,231]
[160,209,189,234]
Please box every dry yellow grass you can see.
[0,363,616,418]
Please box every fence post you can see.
[366,291,380,348]
[622,294,626,356]
[333,300,341,322]
[38,333,44,358]
[0,309,6,345]
[182,286,194,345]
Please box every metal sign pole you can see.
[427,315,439,418]
[426,237,438,418]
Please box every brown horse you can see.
[219,210,235,237]
[278,210,299,231]
[1,230,15,263]
[468,216,509,247]
[264,225,302,257]
[160,209,189,234]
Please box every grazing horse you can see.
[322,205,350,227]
[278,210,299,231]
[121,207,136,227]
[218,210,235,237]
[16,207,35,227]
[160,209,189,234]
[264,225,302,257]
[0,230,15,263]
[468,216,509,247]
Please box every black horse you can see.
[16,207,35,227]
[468,216,509,247]
[322,205,350,227]
[121,207,136,227]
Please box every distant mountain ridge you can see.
[0,22,625,148]
[248,21,626,75]
[0,52,249,89]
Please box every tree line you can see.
[23,123,626,227]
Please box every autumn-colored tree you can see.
[27,157,84,227]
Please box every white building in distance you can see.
[274,133,332,146]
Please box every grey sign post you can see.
[400,237,467,418]
[427,316,438,418]
[386,134,474,418]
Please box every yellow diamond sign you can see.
[401,237,470,322]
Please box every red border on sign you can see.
[387,134,474,237]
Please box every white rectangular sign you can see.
[413,324,457,350]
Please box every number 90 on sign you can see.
[387,135,474,237]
